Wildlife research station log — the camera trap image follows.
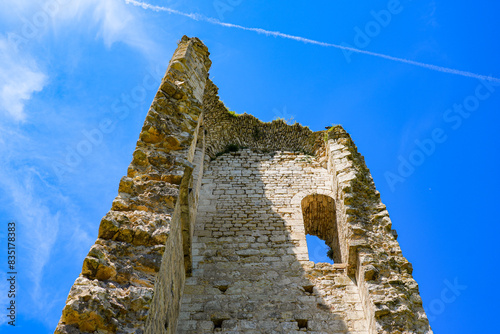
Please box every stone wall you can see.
[55,36,432,334]
[325,127,431,333]
[177,149,368,333]
[55,36,211,334]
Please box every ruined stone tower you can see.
[55,36,432,334]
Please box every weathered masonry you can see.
[56,36,433,334]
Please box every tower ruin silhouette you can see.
[55,36,432,334]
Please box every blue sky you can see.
[0,0,498,333]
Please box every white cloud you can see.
[0,0,160,328]
[1,0,157,56]
[88,0,156,53]
[0,167,60,296]
[0,0,159,121]
[0,154,93,325]
[0,38,47,122]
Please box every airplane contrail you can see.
[125,0,500,83]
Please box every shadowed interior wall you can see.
[177,150,367,333]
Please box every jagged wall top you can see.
[162,36,211,102]
[202,79,327,158]
[150,35,328,160]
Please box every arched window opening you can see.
[301,194,341,263]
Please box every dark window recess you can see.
[296,319,308,329]
[212,319,224,329]
[303,285,314,294]
[216,285,228,293]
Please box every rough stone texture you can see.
[55,36,211,334]
[324,127,431,333]
[178,150,368,333]
[56,36,432,334]
[202,80,325,159]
